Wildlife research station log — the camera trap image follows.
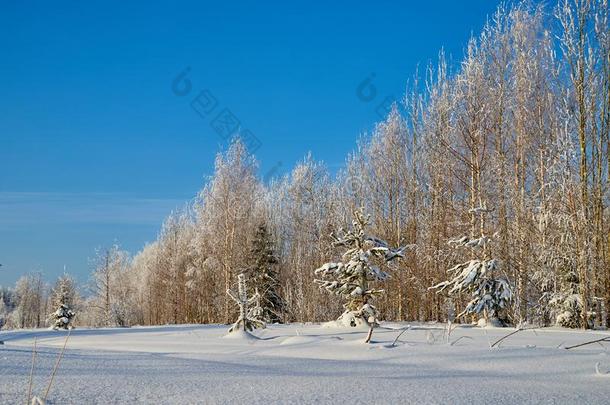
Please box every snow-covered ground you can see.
[1,323,609,404]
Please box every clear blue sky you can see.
[0,0,502,286]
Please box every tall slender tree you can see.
[245,223,286,323]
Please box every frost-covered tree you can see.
[227,273,265,333]
[245,223,285,323]
[48,274,78,329]
[430,231,513,326]
[344,104,420,321]
[126,241,158,325]
[49,304,75,330]
[13,273,45,329]
[268,154,339,323]
[314,208,406,328]
[549,269,591,328]
[0,297,6,330]
[50,274,77,314]
[194,137,261,324]
[156,210,196,325]
[0,287,15,330]
[90,245,131,327]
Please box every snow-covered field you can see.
[1,323,609,404]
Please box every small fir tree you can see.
[50,304,75,330]
[430,231,513,326]
[549,269,592,328]
[314,208,406,330]
[245,223,286,323]
[227,273,266,333]
[49,274,77,330]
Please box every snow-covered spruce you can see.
[430,232,512,326]
[227,273,265,333]
[50,304,75,330]
[244,223,286,324]
[48,274,77,330]
[314,208,407,329]
[544,262,596,328]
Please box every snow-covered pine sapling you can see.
[314,208,407,334]
[548,270,594,328]
[49,304,75,330]
[227,273,266,333]
[48,273,77,330]
[429,230,512,326]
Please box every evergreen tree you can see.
[245,223,285,323]
[549,269,590,328]
[0,287,16,330]
[50,274,77,312]
[430,218,513,326]
[49,274,78,330]
[50,304,75,330]
[314,208,406,329]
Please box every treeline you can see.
[1,0,608,330]
[0,273,79,330]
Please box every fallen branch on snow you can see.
[450,336,474,346]
[491,327,535,348]
[565,336,610,350]
[390,327,411,347]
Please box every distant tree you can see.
[49,304,75,330]
[245,223,285,323]
[48,274,78,329]
[90,245,130,327]
[194,137,261,324]
[156,210,195,325]
[0,287,16,330]
[0,296,6,330]
[13,273,45,329]
[50,274,77,313]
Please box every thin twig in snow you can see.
[43,330,71,401]
[491,326,542,348]
[565,336,610,350]
[26,337,37,405]
[391,327,410,347]
[450,336,474,346]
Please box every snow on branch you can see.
[468,205,492,214]
[448,235,491,249]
